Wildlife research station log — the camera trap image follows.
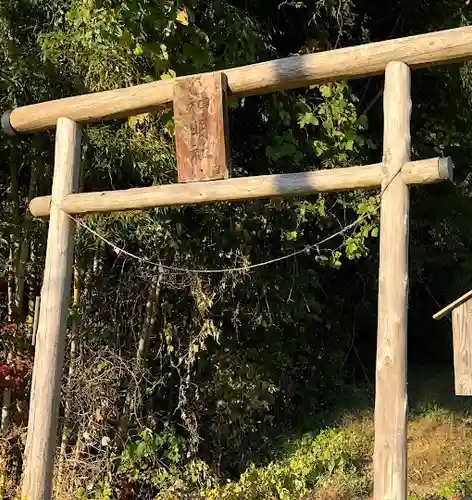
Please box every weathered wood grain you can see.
[21,117,81,500]
[28,157,451,217]
[452,298,472,396]
[4,26,472,133]
[373,61,411,500]
[174,73,230,182]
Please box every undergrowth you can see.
[199,427,372,499]
[5,370,472,499]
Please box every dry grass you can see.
[407,409,472,498]
[4,368,472,499]
[300,367,472,500]
[299,410,472,499]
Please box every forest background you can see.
[2,0,472,498]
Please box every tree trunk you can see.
[15,166,38,322]
[9,152,21,320]
[1,350,14,438]
[2,151,22,438]
[137,268,163,368]
[0,383,12,437]
[121,269,163,436]
[7,245,15,322]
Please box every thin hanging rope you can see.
[52,160,399,275]
[63,209,365,274]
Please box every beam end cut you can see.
[439,156,454,182]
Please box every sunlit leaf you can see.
[176,8,189,26]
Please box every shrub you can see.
[201,427,371,500]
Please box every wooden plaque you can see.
[173,72,231,183]
[452,297,472,395]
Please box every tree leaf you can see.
[176,8,189,26]
[297,112,319,128]
[321,85,332,98]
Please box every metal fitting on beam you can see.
[1,110,18,136]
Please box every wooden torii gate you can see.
[4,25,472,500]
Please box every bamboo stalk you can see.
[29,157,452,217]
[137,270,163,368]
[32,296,41,346]
[0,387,12,437]
[4,26,472,133]
[0,351,13,438]
[2,150,23,439]
[7,245,14,322]
[373,61,411,500]
[8,148,21,321]
[16,168,38,322]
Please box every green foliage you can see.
[2,0,472,499]
[441,472,472,497]
[76,479,113,500]
[297,83,373,164]
[38,0,269,91]
[264,81,373,171]
[117,426,186,487]
[202,428,370,499]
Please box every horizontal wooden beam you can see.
[29,157,452,217]
[433,289,472,320]
[4,26,472,134]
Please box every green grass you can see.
[35,365,472,499]
[188,366,472,499]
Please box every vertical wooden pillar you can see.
[21,117,81,500]
[373,61,411,500]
